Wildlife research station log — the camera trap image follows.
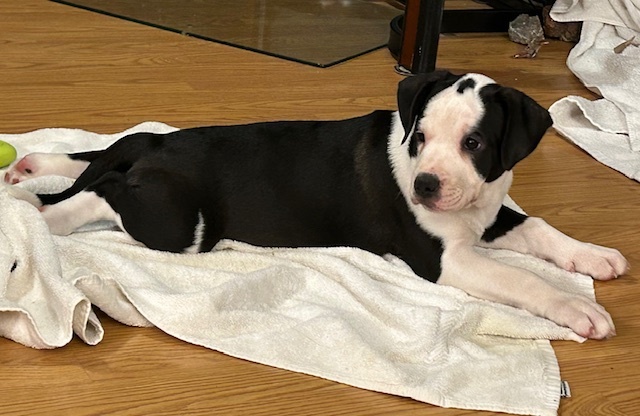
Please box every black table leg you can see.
[393,0,539,74]
[398,0,445,74]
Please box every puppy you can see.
[5,71,628,339]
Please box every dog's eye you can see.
[414,131,426,143]
[463,136,481,151]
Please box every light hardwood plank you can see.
[1,1,638,415]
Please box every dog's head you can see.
[394,70,552,212]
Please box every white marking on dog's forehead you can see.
[418,73,495,139]
[461,73,496,88]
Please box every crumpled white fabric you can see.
[550,0,640,181]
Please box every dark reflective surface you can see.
[52,0,402,67]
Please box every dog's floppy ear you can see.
[397,70,460,144]
[486,85,553,171]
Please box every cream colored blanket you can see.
[0,123,596,416]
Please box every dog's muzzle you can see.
[412,173,440,206]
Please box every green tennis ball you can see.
[0,140,18,168]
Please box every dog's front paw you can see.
[559,242,629,281]
[545,294,616,340]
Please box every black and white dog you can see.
[5,71,628,339]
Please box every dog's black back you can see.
[41,110,444,281]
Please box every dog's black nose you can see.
[414,173,440,198]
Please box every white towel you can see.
[0,123,597,416]
[549,0,640,181]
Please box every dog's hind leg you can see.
[39,190,121,236]
[3,150,103,184]
[36,155,120,207]
[85,168,216,253]
[38,169,212,254]
[36,133,173,206]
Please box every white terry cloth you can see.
[549,0,640,181]
[0,123,597,416]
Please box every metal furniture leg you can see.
[397,0,445,74]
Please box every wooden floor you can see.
[1,1,639,415]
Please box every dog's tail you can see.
[36,160,115,205]
[37,131,161,206]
